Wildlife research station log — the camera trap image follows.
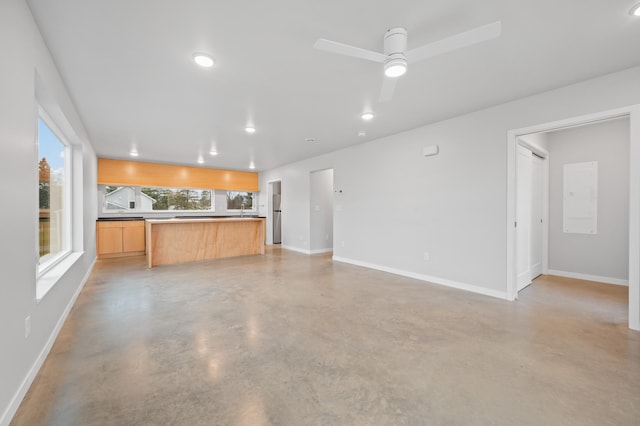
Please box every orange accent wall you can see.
[97,158,259,191]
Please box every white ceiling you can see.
[27,0,640,172]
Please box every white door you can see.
[516,144,532,291]
[530,155,543,279]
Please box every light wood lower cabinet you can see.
[122,221,145,252]
[97,220,145,259]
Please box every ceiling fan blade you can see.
[314,38,387,63]
[378,76,398,103]
[406,21,501,63]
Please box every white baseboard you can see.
[546,269,628,286]
[279,246,333,255]
[310,248,333,255]
[332,256,508,300]
[0,256,96,426]
[281,245,311,255]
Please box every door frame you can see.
[506,105,640,330]
[266,178,282,245]
[515,139,549,292]
[309,168,335,254]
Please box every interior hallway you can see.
[12,247,640,425]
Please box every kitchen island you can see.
[145,217,265,268]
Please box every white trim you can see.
[517,137,549,158]
[36,251,83,301]
[629,106,640,330]
[1,257,96,426]
[547,269,629,286]
[333,256,508,300]
[506,105,640,330]
[279,246,331,255]
[281,245,311,255]
[310,248,333,254]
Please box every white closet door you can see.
[530,155,543,279]
[516,145,532,291]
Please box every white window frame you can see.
[226,191,257,212]
[37,107,72,277]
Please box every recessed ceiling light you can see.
[358,131,366,137]
[631,3,640,16]
[249,162,255,169]
[130,150,139,157]
[305,138,316,142]
[245,126,256,134]
[209,150,218,156]
[197,156,204,164]
[193,53,215,68]
[361,112,375,121]
[384,58,407,77]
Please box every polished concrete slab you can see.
[12,248,640,425]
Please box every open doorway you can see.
[309,169,334,254]
[515,137,548,292]
[267,180,282,245]
[507,106,640,330]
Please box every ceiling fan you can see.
[313,21,501,102]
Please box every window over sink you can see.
[226,191,256,211]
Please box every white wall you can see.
[310,169,334,252]
[520,132,549,152]
[259,66,640,298]
[0,1,97,424]
[261,153,335,250]
[547,118,630,281]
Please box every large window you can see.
[38,116,70,270]
[226,191,255,210]
[102,186,214,212]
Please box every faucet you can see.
[241,202,245,218]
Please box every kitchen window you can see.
[102,186,215,212]
[226,191,256,211]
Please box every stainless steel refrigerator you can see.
[273,194,282,244]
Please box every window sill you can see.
[36,251,83,302]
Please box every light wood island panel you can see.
[145,217,265,268]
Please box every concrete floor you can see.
[12,247,640,425]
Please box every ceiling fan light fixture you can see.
[193,53,215,68]
[631,3,640,16]
[384,57,407,78]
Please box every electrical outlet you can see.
[25,316,31,339]
[423,252,430,261]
